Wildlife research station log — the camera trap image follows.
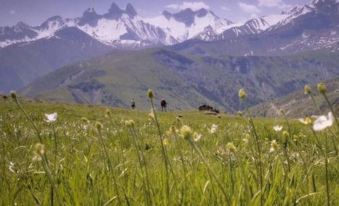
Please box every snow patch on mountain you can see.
[274,5,314,28]
[79,18,128,44]
[144,8,233,42]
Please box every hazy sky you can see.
[0,0,310,26]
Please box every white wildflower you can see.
[209,124,218,134]
[8,162,15,173]
[269,140,278,153]
[273,125,283,132]
[193,132,202,142]
[313,112,334,132]
[44,112,57,123]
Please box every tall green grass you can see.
[0,92,338,205]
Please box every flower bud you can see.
[304,85,311,95]
[298,117,313,125]
[163,138,169,146]
[81,117,90,123]
[179,125,193,140]
[147,89,154,99]
[34,143,45,156]
[226,142,237,153]
[283,131,289,138]
[125,120,135,128]
[95,122,103,131]
[105,109,112,117]
[238,88,247,101]
[317,83,327,94]
[10,91,17,100]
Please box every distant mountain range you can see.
[1,0,339,113]
[2,0,339,50]
[179,0,339,56]
[0,3,232,48]
[0,2,235,92]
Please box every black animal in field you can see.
[199,104,213,111]
[131,99,136,109]
[198,104,219,113]
[161,99,167,112]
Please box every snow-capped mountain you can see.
[1,0,339,50]
[76,3,175,47]
[196,2,317,42]
[196,14,288,41]
[0,16,76,48]
[0,3,169,48]
[144,8,233,42]
[265,0,339,33]
[196,0,339,43]
[177,0,339,56]
[0,3,233,48]
[265,0,339,53]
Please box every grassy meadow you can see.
[0,92,338,205]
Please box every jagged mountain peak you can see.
[104,2,123,19]
[79,8,101,26]
[126,3,137,18]
[162,11,172,19]
[40,16,64,28]
[43,16,63,22]
[108,2,122,14]
[144,7,232,42]
[172,8,202,26]
[14,21,30,29]
[81,8,99,18]
[103,2,138,20]
[77,3,139,27]
[162,8,214,27]
[103,2,137,19]
[84,8,96,14]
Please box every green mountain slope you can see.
[21,47,339,111]
[21,49,220,110]
[0,27,112,92]
[250,78,339,118]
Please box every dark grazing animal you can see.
[161,99,167,111]
[199,104,213,111]
[131,99,136,109]
[198,104,220,113]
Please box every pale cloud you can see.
[166,1,210,11]
[258,0,292,9]
[238,2,261,14]
[258,0,282,7]
[221,6,230,11]
[9,10,16,15]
